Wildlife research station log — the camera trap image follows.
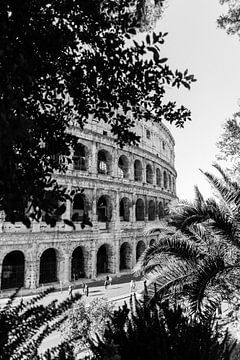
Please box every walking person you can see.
[109,276,112,286]
[85,284,89,297]
[104,279,108,290]
[130,279,136,293]
[68,284,73,299]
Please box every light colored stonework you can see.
[0,119,177,293]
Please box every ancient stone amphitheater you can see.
[0,118,177,294]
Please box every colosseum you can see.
[0,118,177,294]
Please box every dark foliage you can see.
[0,0,196,225]
[88,297,234,360]
[0,288,81,360]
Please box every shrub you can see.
[89,297,235,360]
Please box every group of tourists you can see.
[68,276,137,298]
[68,282,89,298]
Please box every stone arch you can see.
[39,248,58,284]
[1,250,25,290]
[163,170,168,189]
[150,239,156,246]
[119,197,130,222]
[118,155,129,178]
[156,168,161,186]
[72,193,88,222]
[146,164,153,184]
[73,143,88,171]
[134,159,142,182]
[136,240,146,261]
[97,149,112,175]
[168,174,172,190]
[120,242,132,270]
[71,246,86,281]
[135,198,145,221]
[97,244,111,274]
[97,195,112,222]
[172,177,175,192]
[148,200,156,221]
[158,201,164,219]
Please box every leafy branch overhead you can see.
[0,0,196,224]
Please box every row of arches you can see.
[72,194,167,222]
[73,144,175,191]
[0,240,155,290]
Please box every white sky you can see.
[155,0,240,200]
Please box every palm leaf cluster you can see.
[137,164,240,317]
[0,288,81,360]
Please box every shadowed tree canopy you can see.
[0,0,196,226]
[216,112,240,179]
[218,0,240,38]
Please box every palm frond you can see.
[188,256,225,317]
[202,170,240,217]
[194,185,205,206]
[212,163,240,191]
[205,199,240,249]
[136,234,204,275]
[146,259,195,301]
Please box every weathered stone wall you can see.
[0,119,177,294]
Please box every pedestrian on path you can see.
[104,279,108,290]
[85,284,89,297]
[68,284,73,299]
[130,279,136,292]
[109,276,112,286]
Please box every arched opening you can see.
[156,168,161,186]
[71,247,85,281]
[97,244,110,274]
[118,155,129,178]
[72,193,86,222]
[169,175,172,191]
[150,239,156,246]
[120,243,132,270]
[158,201,164,219]
[119,197,130,221]
[135,198,144,221]
[1,251,25,289]
[73,143,88,171]
[97,195,111,222]
[172,178,175,192]
[39,248,57,284]
[136,241,146,261]
[98,150,111,175]
[134,160,142,182]
[148,200,156,221]
[163,170,168,189]
[146,164,153,184]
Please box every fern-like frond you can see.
[188,256,225,317]
[136,234,204,277]
[146,259,195,301]
[213,163,240,192]
[194,186,205,207]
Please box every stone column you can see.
[90,142,97,175]
[132,195,136,222]
[115,238,120,273]
[25,259,37,289]
[62,251,70,285]
[114,190,120,230]
[92,187,98,229]
[91,239,97,278]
